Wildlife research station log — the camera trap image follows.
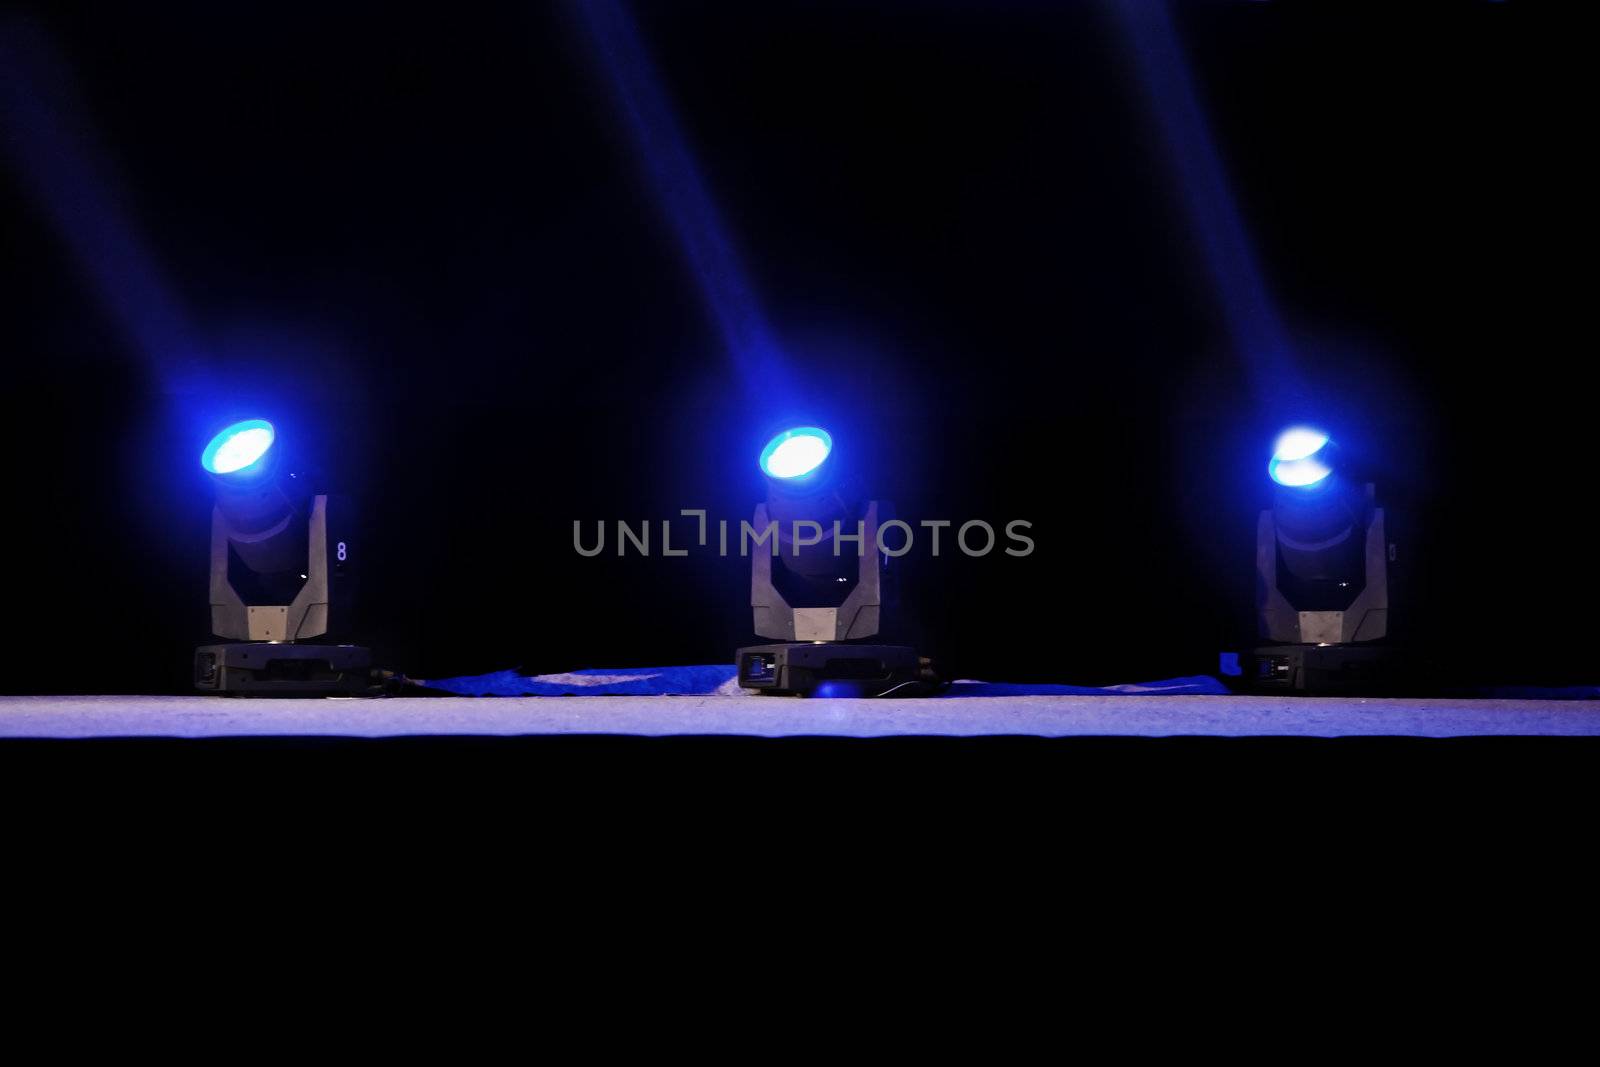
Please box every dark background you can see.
[0,0,1590,694]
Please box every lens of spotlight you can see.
[202,419,276,476]
[760,426,832,480]
[201,417,299,574]
[1268,426,1333,488]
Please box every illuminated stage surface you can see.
[2,667,1598,738]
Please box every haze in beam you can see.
[569,0,790,402]
[1107,0,1305,410]
[0,17,206,396]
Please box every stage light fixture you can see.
[1244,425,1395,692]
[193,418,371,695]
[736,425,939,697]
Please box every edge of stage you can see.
[5,691,1600,739]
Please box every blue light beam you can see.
[568,0,790,400]
[1107,0,1304,408]
[0,17,207,395]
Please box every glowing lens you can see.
[1271,427,1329,463]
[760,426,832,479]
[202,419,276,475]
[1268,426,1332,488]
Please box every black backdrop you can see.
[2,1,1591,694]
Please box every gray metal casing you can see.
[209,493,350,641]
[751,499,884,642]
[194,642,372,695]
[1257,499,1389,645]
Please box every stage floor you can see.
[4,692,1600,738]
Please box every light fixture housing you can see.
[739,425,938,696]
[1246,425,1394,692]
[195,417,368,694]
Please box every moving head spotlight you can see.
[193,418,371,695]
[737,426,940,697]
[1244,426,1395,693]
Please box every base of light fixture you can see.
[1234,643,1402,695]
[194,642,375,696]
[735,642,942,697]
